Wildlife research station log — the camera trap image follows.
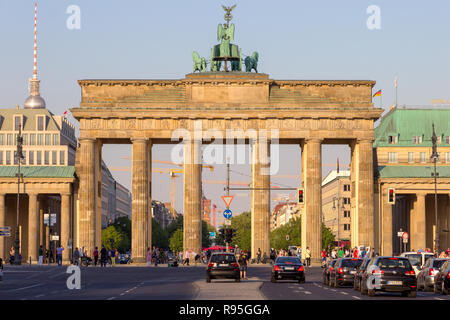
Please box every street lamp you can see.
[14,126,24,265]
[430,123,439,254]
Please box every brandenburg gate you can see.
[70,7,383,263]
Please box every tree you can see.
[152,218,169,249]
[202,220,215,248]
[166,215,183,239]
[270,217,301,250]
[166,215,213,249]
[169,229,183,254]
[101,226,130,253]
[322,223,335,250]
[229,211,251,251]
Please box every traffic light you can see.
[225,228,232,243]
[297,188,304,204]
[387,188,395,204]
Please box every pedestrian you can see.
[183,249,190,266]
[56,245,64,266]
[305,247,311,267]
[257,248,262,264]
[353,247,358,258]
[0,257,3,281]
[100,245,107,267]
[73,247,80,266]
[321,249,326,264]
[338,247,344,258]
[9,246,15,265]
[111,248,116,266]
[38,245,44,266]
[147,248,152,267]
[238,253,248,280]
[155,248,160,267]
[93,247,99,266]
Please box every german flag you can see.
[373,89,382,97]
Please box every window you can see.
[0,151,3,164]
[388,135,398,144]
[437,136,442,144]
[29,151,34,165]
[22,151,26,164]
[14,134,18,146]
[37,151,42,165]
[14,116,22,131]
[420,152,426,163]
[408,152,414,163]
[344,184,350,192]
[413,136,422,144]
[0,134,4,145]
[37,134,43,146]
[44,151,49,165]
[343,198,351,205]
[53,134,59,145]
[344,210,350,218]
[6,151,11,165]
[52,151,57,165]
[436,153,441,163]
[7,134,12,146]
[446,152,450,164]
[23,134,28,146]
[60,151,65,165]
[30,134,36,145]
[388,152,398,163]
[45,134,51,146]
[446,136,450,144]
[344,224,350,231]
[37,116,44,131]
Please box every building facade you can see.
[115,182,131,220]
[271,202,301,231]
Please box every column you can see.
[251,138,270,260]
[147,140,153,251]
[355,139,375,249]
[28,193,39,263]
[0,194,5,259]
[411,193,426,251]
[183,139,202,254]
[77,138,98,256]
[350,142,357,246]
[39,197,44,248]
[61,193,71,264]
[96,141,102,251]
[381,186,393,256]
[131,139,149,263]
[301,139,322,264]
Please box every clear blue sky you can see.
[1,0,449,216]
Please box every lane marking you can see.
[434,297,444,300]
[107,297,116,300]
[352,296,361,300]
[8,284,42,292]
[304,291,312,295]
[35,294,45,298]
[341,292,348,295]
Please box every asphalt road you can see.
[0,264,449,300]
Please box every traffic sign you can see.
[402,232,409,242]
[397,231,404,237]
[51,235,60,241]
[224,220,231,226]
[0,226,11,237]
[223,209,232,219]
[286,235,289,241]
[222,195,234,208]
[209,232,216,238]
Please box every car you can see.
[433,260,450,295]
[360,256,417,297]
[417,258,448,292]
[206,252,240,283]
[353,258,372,291]
[322,259,338,285]
[329,258,363,288]
[271,256,305,283]
[400,252,434,275]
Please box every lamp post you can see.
[14,126,24,265]
[430,123,439,254]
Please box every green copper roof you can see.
[0,108,60,131]
[0,166,75,178]
[374,107,450,147]
[378,165,450,178]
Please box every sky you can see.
[0,0,449,220]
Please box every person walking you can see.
[73,247,80,266]
[257,248,262,264]
[147,248,152,267]
[238,253,248,280]
[38,245,44,266]
[183,249,190,266]
[305,247,311,267]
[56,246,64,266]
[110,248,116,266]
[93,247,99,266]
[100,245,107,267]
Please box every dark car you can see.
[206,253,240,283]
[353,258,372,291]
[360,256,417,297]
[433,260,450,295]
[271,256,305,283]
[417,258,448,292]
[322,259,338,286]
[329,258,364,288]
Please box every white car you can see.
[400,252,434,275]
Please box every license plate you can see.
[218,264,228,267]
[387,281,402,285]
[285,267,294,270]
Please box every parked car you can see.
[400,252,434,275]
[417,258,448,292]
[360,256,417,297]
[271,256,305,283]
[353,258,372,291]
[329,258,363,287]
[433,260,450,295]
[206,252,240,283]
[322,259,338,285]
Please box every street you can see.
[0,264,448,301]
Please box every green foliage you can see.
[322,223,335,250]
[202,220,215,248]
[166,215,183,239]
[229,211,251,251]
[165,215,213,249]
[101,226,130,253]
[270,217,301,251]
[111,216,131,237]
[169,229,183,254]
[152,219,169,249]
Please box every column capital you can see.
[305,138,323,144]
[357,137,375,143]
[78,137,96,143]
[131,138,149,143]
[60,193,71,197]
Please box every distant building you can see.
[153,201,175,229]
[202,197,211,225]
[321,170,351,245]
[115,182,131,219]
[271,202,301,231]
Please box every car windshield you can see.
[433,260,447,269]
[210,254,236,263]
[377,258,412,269]
[341,259,363,268]
[276,257,301,264]
[404,254,422,267]
[424,254,433,263]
